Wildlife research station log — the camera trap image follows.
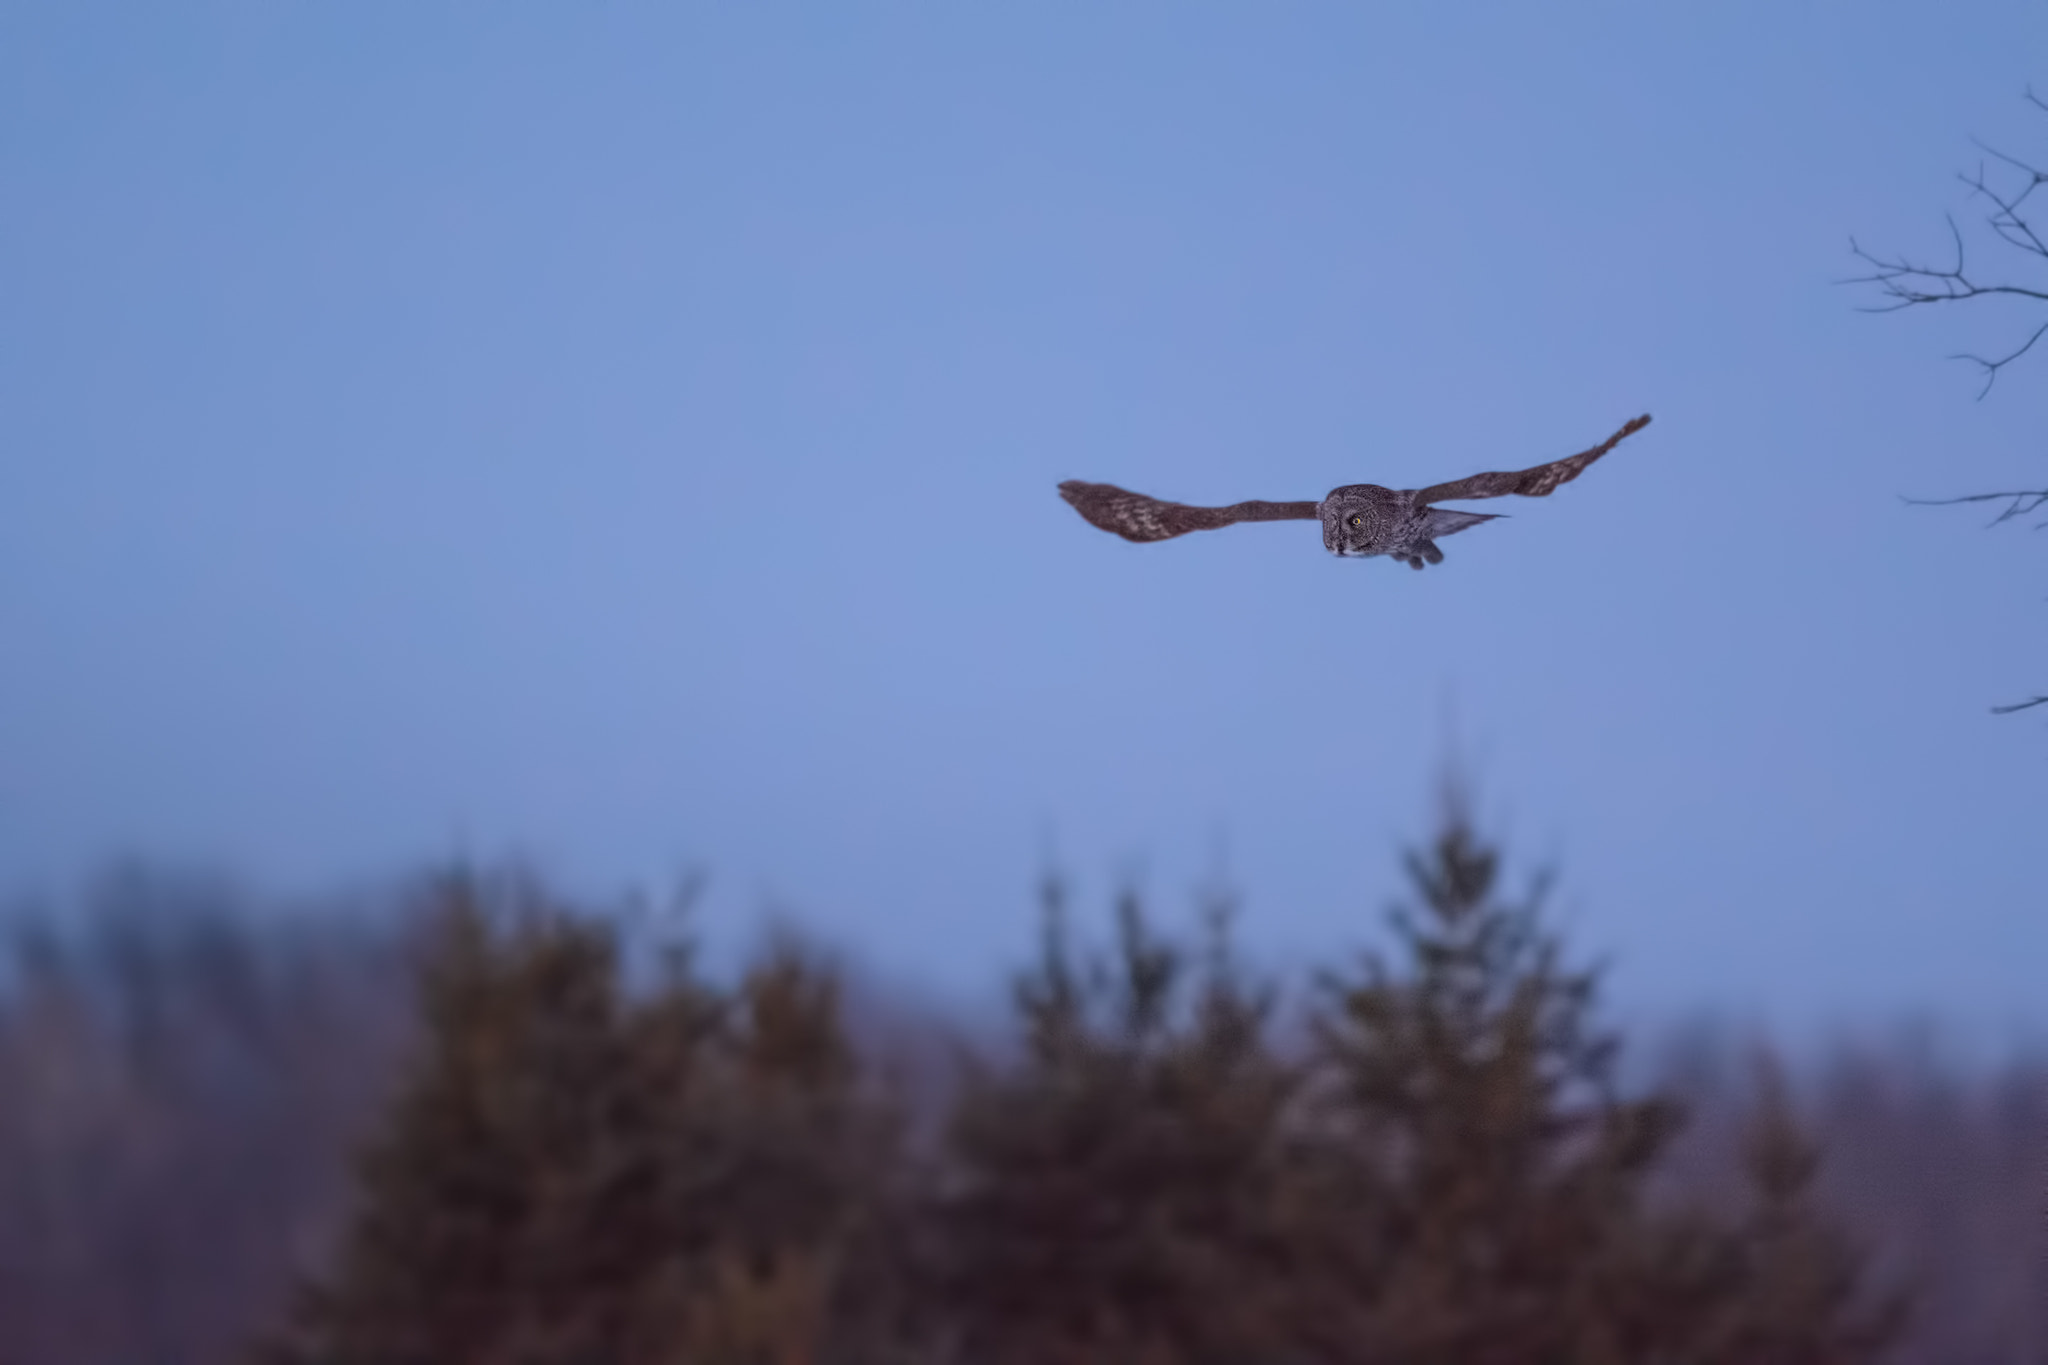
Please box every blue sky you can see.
[2,2,2042,1045]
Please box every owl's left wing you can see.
[1412,414,1652,505]
[1058,481,1319,544]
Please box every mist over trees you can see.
[0,868,416,1364]
[0,802,2036,1364]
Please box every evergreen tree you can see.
[257,874,677,1364]
[1303,792,1904,1365]
[650,935,913,1365]
[930,881,1309,1365]
[258,873,904,1365]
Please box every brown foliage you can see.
[257,873,905,1365]
[263,814,1905,1364]
[8,808,2017,1364]
[927,883,1310,1363]
[1291,801,1905,1365]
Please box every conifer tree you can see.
[652,936,914,1365]
[1304,793,1904,1365]
[256,875,699,1363]
[258,874,905,1365]
[930,881,1308,1365]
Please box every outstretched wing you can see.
[1412,414,1652,505]
[1057,481,1319,544]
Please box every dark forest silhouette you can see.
[0,806,2037,1364]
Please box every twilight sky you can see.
[2,2,2042,1045]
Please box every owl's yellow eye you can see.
[1348,515,1362,528]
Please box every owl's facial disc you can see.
[1321,485,1399,557]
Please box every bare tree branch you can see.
[1856,90,2047,720]
[1898,488,2048,528]
[1845,88,2048,397]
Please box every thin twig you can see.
[1898,489,2048,528]
[1952,319,2048,398]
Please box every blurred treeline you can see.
[0,811,2037,1364]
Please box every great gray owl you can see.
[1058,414,1652,569]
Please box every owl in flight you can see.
[1058,414,1652,569]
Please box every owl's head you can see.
[1320,484,1404,557]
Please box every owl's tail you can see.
[1419,507,1502,540]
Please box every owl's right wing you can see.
[1411,414,1652,506]
[1058,481,1320,544]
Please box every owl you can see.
[1058,414,1652,569]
